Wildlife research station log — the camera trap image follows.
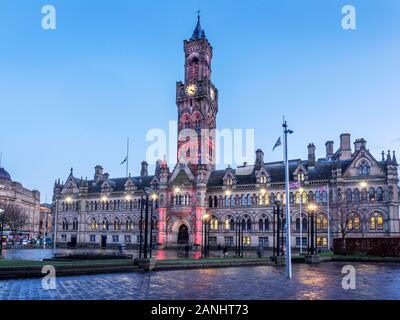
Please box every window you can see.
[354,216,360,230]
[296,237,307,247]
[242,236,251,246]
[371,213,384,231]
[102,219,109,231]
[209,236,217,245]
[316,237,328,247]
[210,217,219,230]
[259,218,269,231]
[61,235,67,242]
[136,235,142,243]
[62,219,68,231]
[114,218,121,231]
[346,189,353,202]
[295,192,301,204]
[246,219,252,231]
[376,187,384,202]
[112,235,119,243]
[259,237,269,247]
[354,189,360,202]
[359,161,370,175]
[224,237,233,246]
[90,235,96,242]
[260,175,267,184]
[316,214,328,231]
[90,218,98,231]
[126,218,133,230]
[369,188,376,202]
[224,219,231,230]
[301,192,307,204]
[125,235,131,243]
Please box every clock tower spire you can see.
[176,14,218,171]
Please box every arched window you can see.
[259,219,264,231]
[126,218,133,230]
[246,219,252,231]
[370,216,376,230]
[354,216,360,231]
[210,216,219,230]
[247,194,252,206]
[376,187,384,202]
[230,195,235,207]
[225,218,231,230]
[296,218,301,232]
[230,218,235,231]
[189,57,199,79]
[241,195,246,206]
[322,191,328,203]
[264,219,269,230]
[276,193,282,203]
[354,189,360,202]
[301,192,307,204]
[359,161,370,175]
[102,219,109,231]
[214,196,218,208]
[316,214,328,231]
[114,218,121,231]
[295,192,301,204]
[62,218,68,231]
[369,187,376,202]
[302,217,307,231]
[72,218,78,231]
[208,196,213,208]
[315,191,321,204]
[346,189,353,202]
[371,212,384,231]
[225,196,229,207]
[90,218,98,231]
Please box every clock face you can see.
[185,84,197,96]
[210,88,215,101]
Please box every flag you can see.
[289,182,300,190]
[120,156,127,165]
[273,137,282,151]
[317,186,328,193]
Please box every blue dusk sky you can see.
[0,0,399,201]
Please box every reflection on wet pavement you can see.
[1,262,400,300]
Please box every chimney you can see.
[255,149,264,168]
[141,161,148,178]
[354,138,367,152]
[94,165,104,181]
[325,141,334,160]
[339,133,352,160]
[308,143,316,166]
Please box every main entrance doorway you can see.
[177,225,189,244]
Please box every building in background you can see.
[52,16,399,249]
[39,204,52,241]
[0,166,41,241]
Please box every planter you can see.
[305,255,321,264]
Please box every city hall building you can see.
[52,17,400,249]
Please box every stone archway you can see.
[177,224,189,244]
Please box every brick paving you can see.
[0,262,399,300]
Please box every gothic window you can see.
[346,189,353,202]
[316,214,328,231]
[376,187,384,202]
[225,218,231,230]
[247,194,252,206]
[354,216,360,231]
[370,212,384,231]
[302,218,307,231]
[241,195,246,206]
[315,191,321,204]
[322,191,328,203]
[301,192,307,204]
[102,219,109,231]
[295,192,301,204]
[264,219,269,230]
[90,218,98,231]
[210,216,219,230]
[260,175,267,184]
[276,193,282,203]
[369,187,376,202]
[358,160,370,175]
[72,218,78,231]
[62,218,68,231]
[126,218,133,230]
[114,218,121,231]
[214,196,218,208]
[296,218,301,232]
[270,193,275,204]
[208,196,213,208]
[354,189,360,202]
[189,57,199,79]
[289,192,295,204]
[246,219,252,231]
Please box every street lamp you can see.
[299,187,304,255]
[202,213,210,258]
[307,204,317,255]
[149,192,158,258]
[0,208,4,257]
[138,187,157,259]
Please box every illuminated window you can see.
[90,219,98,231]
[260,175,267,184]
[295,192,301,204]
[114,218,121,231]
[126,218,133,230]
[242,236,251,246]
[225,237,233,246]
[210,217,219,230]
[224,219,231,230]
[301,192,307,204]
[354,216,360,230]
[316,237,328,247]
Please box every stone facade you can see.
[0,167,41,240]
[52,17,400,249]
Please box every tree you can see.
[331,200,363,255]
[0,202,27,243]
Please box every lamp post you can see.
[139,196,144,258]
[139,187,158,259]
[0,208,4,257]
[299,188,304,255]
[307,204,317,255]
[149,193,158,259]
[202,213,210,258]
[234,215,243,258]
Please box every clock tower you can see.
[176,14,218,172]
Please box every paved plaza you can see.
[0,262,399,300]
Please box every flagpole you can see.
[283,118,292,279]
[327,184,330,251]
[299,190,302,255]
[126,138,129,177]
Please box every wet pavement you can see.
[1,262,399,300]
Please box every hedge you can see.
[333,238,400,257]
